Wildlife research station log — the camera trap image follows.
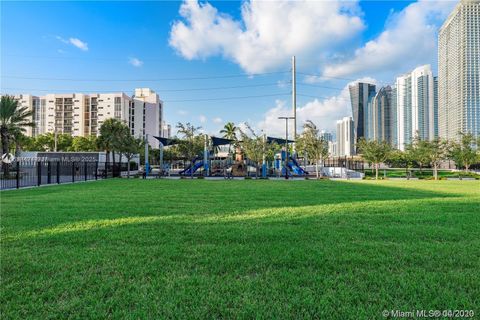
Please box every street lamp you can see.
[278,116,294,179]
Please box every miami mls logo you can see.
[1,153,15,164]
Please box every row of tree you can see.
[358,133,480,180]
[1,96,145,177]
[2,94,479,180]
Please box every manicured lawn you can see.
[1,179,479,319]
[363,168,480,179]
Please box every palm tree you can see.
[98,118,125,177]
[220,122,238,157]
[1,96,34,175]
[220,122,238,141]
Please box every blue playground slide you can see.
[183,160,204,175]
[289,157,308,175]
[179,156,200,175]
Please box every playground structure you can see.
[150,135,363,179]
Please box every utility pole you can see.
[278,116,294,179]
[204,134,209,177]
[262,132,266,178]
[292,55,297,154]
[144,134,149,178]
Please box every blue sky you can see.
[1,0,456,136]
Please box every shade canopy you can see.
[153,136,181,146]
[267,136,294,145]
[211,136,234,146]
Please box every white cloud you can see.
[177,110,189,116]
[69,38,88,51]
[129,57,144,67]
[322,0,456,78]
[56,36,89,51]
[199,115,207,123]
[257,77,377,137]
[169,0,364,74]
[212,117,223,124]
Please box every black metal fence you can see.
[0,160,131,190]
[322,157,365,172]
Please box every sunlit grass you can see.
[1,179,479,319]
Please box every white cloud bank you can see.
[169,0,364,74]
[257,77,378,136]
[322,0,456,78]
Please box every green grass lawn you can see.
[1,179,480,319]
[363,168,480,179]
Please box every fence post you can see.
[16,161,20,189]
[84,162,88,181]
[37,161,41,186]
[95,161,98,180]
[57,161,60,184]
[47,161,52,184]
[72,162,75,183]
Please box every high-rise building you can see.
[13,88,163,147]
[391,86,398,147]
[319,130,333,142]
[395,65,437,150]
[366,86,395,144]
[335,117,355,157]
[438,0,480,140]
[433,76,439,138]
[348,82,376,145]
[14,94,46,137]
[328,141,337,157]
[132,88,163,147]
[364,96,375,141]
[161,122,172,138]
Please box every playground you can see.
[2,179,479,319]
[148,135,364,179]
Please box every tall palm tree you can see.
[220,122,238,140]
[220,122,238,157]
[1,95,34,158]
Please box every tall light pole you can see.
[54,127,58,152]
[292,56,297,154]
[278,116,294,179]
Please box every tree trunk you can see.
[434,163,438,180]
[127,158,131,179]
[15,140,21,157]
[112,150,116,177]
[315,160,319,179]
[375,163,379,180]
[1,130,10,177]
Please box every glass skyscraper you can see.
[348,82,376,146]
[438,0,480,140]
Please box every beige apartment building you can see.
[14,88,164,147]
